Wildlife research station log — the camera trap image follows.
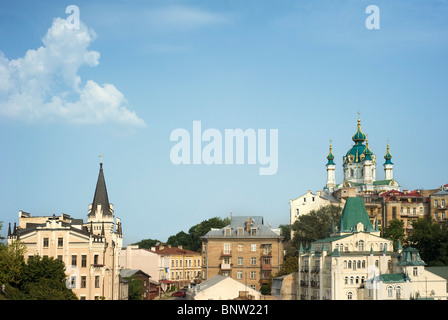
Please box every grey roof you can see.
[120,269,151,279]
[433,189,448,196]
[201,216,283,239]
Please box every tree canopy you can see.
[134,216,230,252]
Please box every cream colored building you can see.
[120,243,201,290]
[297,197,447,300]
[8,162,123,300]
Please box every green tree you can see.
[188,217,231,252]
[18,255,77,300]
[0,240,26,286]
[132,238,162,249]
[127,275,143,300]
[408,218,445,266]
[291,205,342,249]
[279,224,292,242]
[382,219,405,250]
[167,231,192,249]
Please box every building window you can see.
[396,286,402,299]
[43,238,49,248]
[71,255,77,266]
[434,200,438,207]
[386,285,393,297]
[94,255,99,265]
[237,271,243,279]
[238,244,243,252]
[359,240,364,251]
[81,276,86,288]
[251,244,257,252]
[250,271,256,279]
[225,228,231,236]
[58,238,63,247]
[82,255,87,268]
[413,267,418,276]
[237,228,244,236]
[250,228,257,236]
[224,243,231,255]
[237,257,243,265]
[95,276,100,288]
[251,257,257,265]
[57,255,63,261]
[347,291,353,300]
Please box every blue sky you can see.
[0,0,447,246]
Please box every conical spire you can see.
[90,162,112,216]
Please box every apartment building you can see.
[430,185,448,224]
[200,216,284,291]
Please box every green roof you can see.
[379,273,408,283]
[373,180,392,185]
[337,197,374,233]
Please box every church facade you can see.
[297,197,448,300]
[7,162,123,300]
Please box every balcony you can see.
[261,263,272,271]
[220,263,232,270]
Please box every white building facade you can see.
[297,197,447,300]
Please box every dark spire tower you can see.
[89,160,113,217]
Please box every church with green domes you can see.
[325,116,400,193]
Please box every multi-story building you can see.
[297,197,447,300]
[381,189,430,236]
[430,185,448,224]
[120,243,201,290]
[7,162,123,300]
[200,216,284,291]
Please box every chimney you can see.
[246,218,251,232]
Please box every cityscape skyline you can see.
[0,0,447,246]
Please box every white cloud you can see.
[146,5,228,31]
[0,17,146,127]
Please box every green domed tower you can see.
[342,117,376,185]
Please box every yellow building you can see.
[8,162,123,300]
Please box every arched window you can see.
[396,286,402,299]
[344,277,348,285]
[362,260,366,268]
[359,240,364,251]
[347,291,353,300]
[357,260,361,269]
[344,260,347,269]
[348,261,352,269]
[387,285,393,297]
